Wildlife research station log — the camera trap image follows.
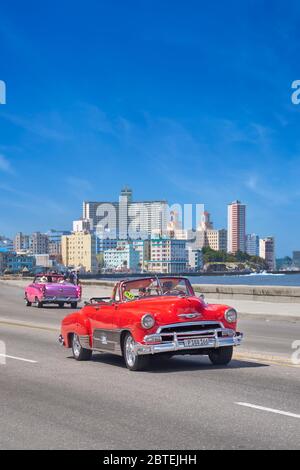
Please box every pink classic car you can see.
[24,274,81,308]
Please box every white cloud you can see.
[0,154,13,174]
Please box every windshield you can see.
[34,275,65,284]
[121,277,194,301]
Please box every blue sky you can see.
[1,0,300,256]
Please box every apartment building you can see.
[259,237,275,271]
[61,232,97,274]
[30,232,49,255]
[103,243,140,272]
[246,233,260,257]
[147,239,188,274]
[227,200,246,253]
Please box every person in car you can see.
[138,287,147,298]
[162,281,173,294]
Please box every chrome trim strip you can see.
[43,297,80,302]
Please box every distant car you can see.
[59,276,243,371]
[25,274,81,308]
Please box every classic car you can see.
[25,273,81,308]
[59,276,243,370]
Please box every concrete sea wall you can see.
[79,279,300,304]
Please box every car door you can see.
[88,289,122,355]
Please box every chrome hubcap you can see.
[73,334,81,357]
[125,336,136,367]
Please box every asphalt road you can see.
[0,283,299,450]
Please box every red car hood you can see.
[130,296,228,326]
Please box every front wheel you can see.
[72,333,92,361]
[25,295,32,307]
[208,346,233,366]
[122,333,150,371]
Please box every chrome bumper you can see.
[136,330,243,356]
[42,297,80,303]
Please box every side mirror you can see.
[199,294,205,301]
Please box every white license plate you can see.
[183,338,210,347]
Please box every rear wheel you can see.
[208,346,233,366]
[58,302,64,308]
[35,297,43,308]
[25,295,32,307]
[70,302,77,309]
[72,333,92,361]
[122,333,150,371]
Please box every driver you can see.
[162,281,173,294]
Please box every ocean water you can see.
[187,273,300,287]
[101,273,300,287]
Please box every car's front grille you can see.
[158,322,223,342]
[159,322,222,334]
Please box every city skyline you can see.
[0,190,279,257]
[1,1,300,256]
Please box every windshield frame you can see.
[119,277,195,302]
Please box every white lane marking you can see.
[236,402,300,419]
[0,353,37,364]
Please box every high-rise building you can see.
[246,234,259,257]
[227,200,246,253]
[83,188,168,239]
[14,232,30,252]
[259,237,275,271]
[61,231,97,273]
[30,232,49,255]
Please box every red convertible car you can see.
[59,277,243,371]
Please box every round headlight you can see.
[225,308,237,323]
[141,314,155,329]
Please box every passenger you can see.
[138,287,147,298]
[162,281,173,294]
